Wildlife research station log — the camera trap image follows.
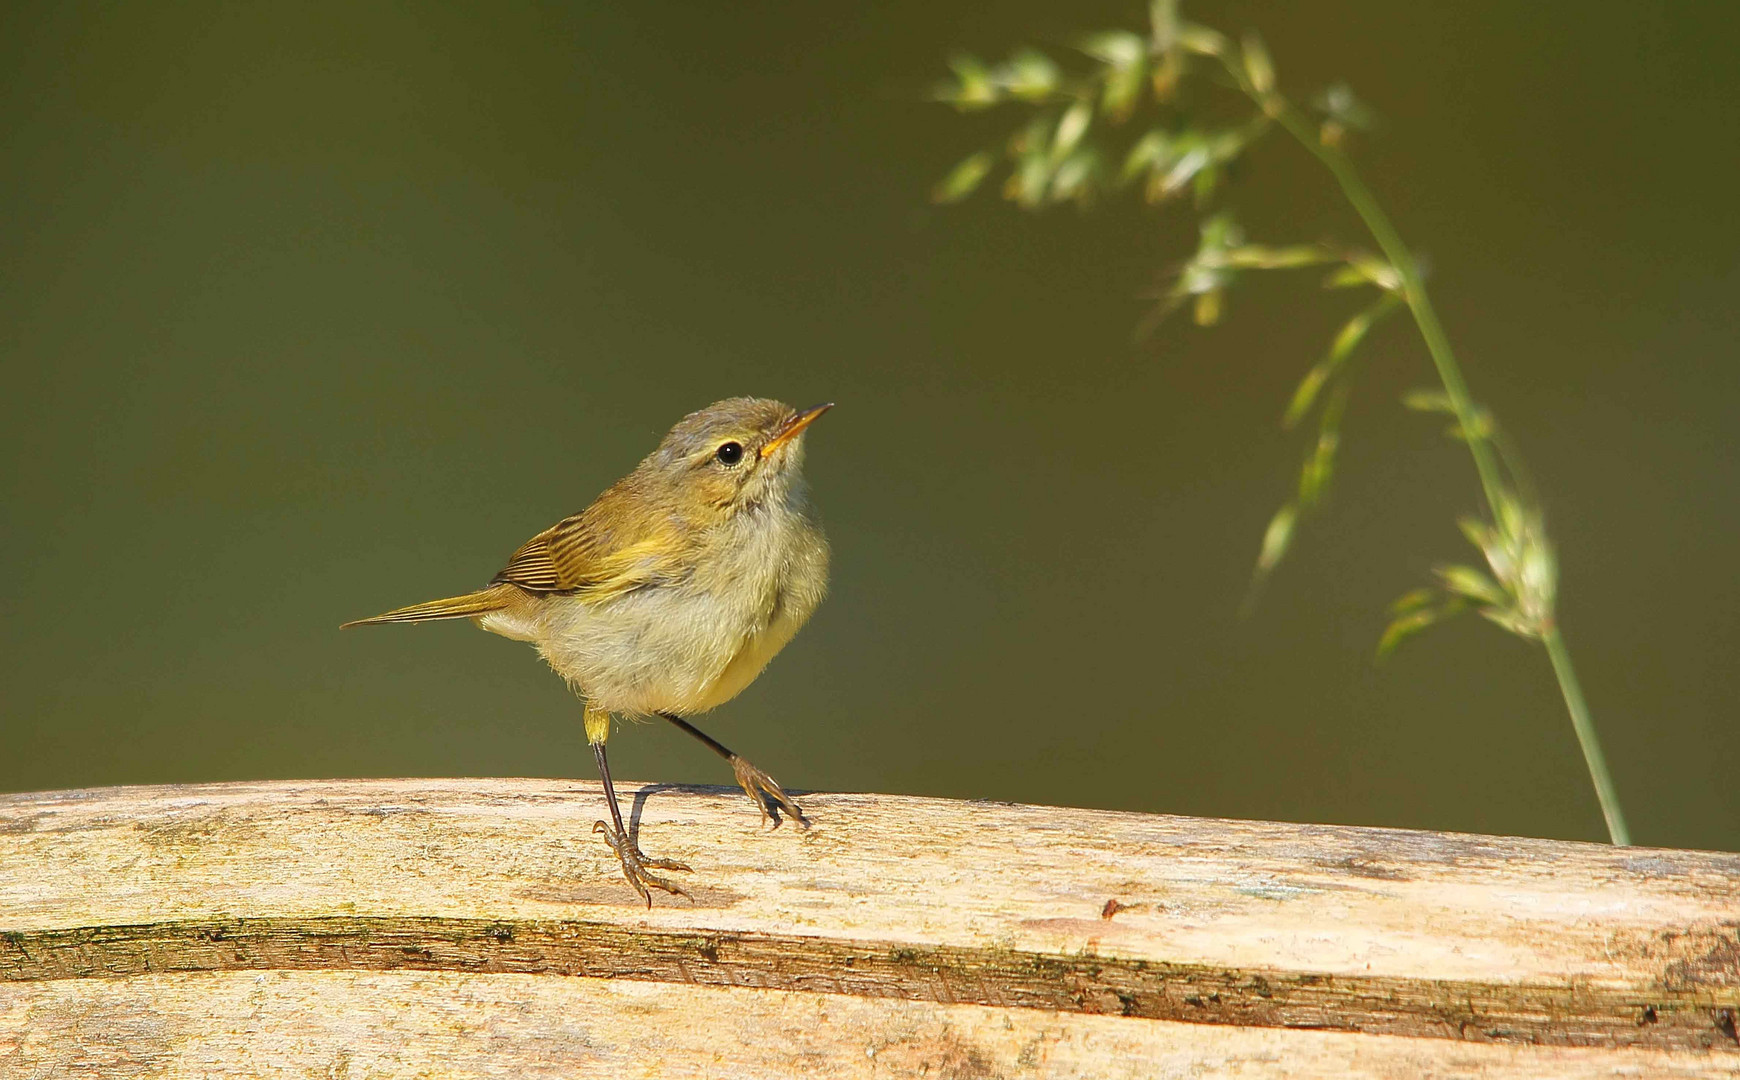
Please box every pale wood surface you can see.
[2,778,1737,1076]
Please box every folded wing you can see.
[491,482,691,603]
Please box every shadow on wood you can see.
[1,778,1736,1076]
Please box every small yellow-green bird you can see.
[343,397,832,905]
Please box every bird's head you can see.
[645,397,832,517]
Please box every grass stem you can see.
[1544,626,1631,844]
[1226,68,1631,844]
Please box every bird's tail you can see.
[340,584,516,628]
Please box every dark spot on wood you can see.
[1318,855,1409,881]
[0,813,43,834]
[1662,925,1740,989]
[1716,1008,1739,1045]
[869,1030,998,1080]
[1639,1005,1658,1025]
[1100,898,1126,920]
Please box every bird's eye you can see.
[715,441,744,466]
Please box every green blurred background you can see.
[2,2,1735,851]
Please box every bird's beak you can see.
[760,402,833,459]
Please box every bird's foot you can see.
[729,755,809,828]
[592,821,691,907]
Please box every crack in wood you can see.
[3,915,1737,1053]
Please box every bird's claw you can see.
[729,755,809,828]
[593,820,691,907]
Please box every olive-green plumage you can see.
[344,397,832,905]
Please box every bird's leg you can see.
[586,708,689,907]
[658,712,809,828]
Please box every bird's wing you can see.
[492,486,689,602]
[491,523,569,592]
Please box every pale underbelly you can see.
[479,585,808,717]
[687,604,806,712]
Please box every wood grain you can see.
[5,970,1737,1079]
[1,778,1736,1074]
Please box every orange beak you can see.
[760,402,833,459]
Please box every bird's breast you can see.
[684,512,829,710]
[519,510,828,716]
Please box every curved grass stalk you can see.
[1215,57,1631,845]
[927,13,1632,845]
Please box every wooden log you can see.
[1,778,1736,1077]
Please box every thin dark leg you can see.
[591,740,690,907]
[593,741,635,840]
[658,712,809,828]
[659,713,737,762]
